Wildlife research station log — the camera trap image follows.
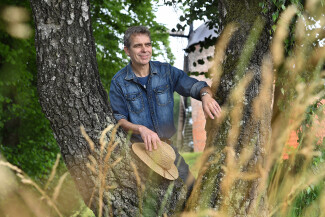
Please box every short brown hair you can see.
[124,26,151,48]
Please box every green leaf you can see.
[272,12,278,22]
[197,59,205,65]
[281,88,285,95]
[272,25,277,32]
[180,15,185,22]
[262,8,268,14]
[176,23,183,31]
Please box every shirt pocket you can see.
[154,84,171,106]
[125,92,144,114]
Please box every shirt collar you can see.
[125,61,158,81]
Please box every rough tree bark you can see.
[29,0,186,216]
[188,0,275,216]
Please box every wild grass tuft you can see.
[185,0,325,216]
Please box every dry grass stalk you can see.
[99,124,114,152]
[0,161,64,217]
[252,57,274,121]
[205,24,237,142]
[180,209,227,217]
[266,87,323,208]
[44,153,61,190]
[227,73,253,148]
[220,73,254,197]
[19,189,51,217]
[131,161,144,216]
[268,165,325,217]
[0,159,18,201]
[272,5,298,67]
[81,125,95,151]
[0,161,23,174]
[266,2,324,215]
[80,124,122,217]
[52,172,69,201]
[210,23,238,96]
[205,107,229,143]
[191,1,325,216]
[320,188,325,217]
[186,147,219,210]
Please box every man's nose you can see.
[140,45,146,52]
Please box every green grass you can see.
[71,205,94,217]
[181,152,203,178]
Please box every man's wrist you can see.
[201,91,210,98]
[138,125,144,133]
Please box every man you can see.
[109,26,221,187]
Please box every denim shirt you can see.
[109,61,208,142]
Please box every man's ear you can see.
[124,46,130,56]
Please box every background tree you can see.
[28,0,186,216]
[190,1,275,214]
[166,0,324,215]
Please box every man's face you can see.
[124,34,152,67]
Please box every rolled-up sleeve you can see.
[190,81,209,100]
[171,65,208,100]
[109,79,128,121]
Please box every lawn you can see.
[181,151,203,178]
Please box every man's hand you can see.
[138,125,161,151]
[118,119,161,151]
[201,93,221,119]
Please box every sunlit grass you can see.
[181,152,203,178]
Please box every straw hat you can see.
[132,141,179,180]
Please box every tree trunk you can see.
[188,0,275,216]
[29,0,186,216]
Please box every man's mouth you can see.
[139,55,150,59]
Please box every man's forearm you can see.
[118,118,160,151]
[118,119,142,135]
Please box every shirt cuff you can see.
[190,81,209,100]
[113,113,127,121]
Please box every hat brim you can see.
[132,142,179,180]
